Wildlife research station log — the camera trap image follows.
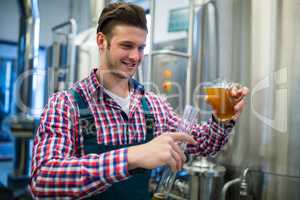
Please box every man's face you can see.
[98,25,147,79]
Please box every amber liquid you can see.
[152,192,167,200]
[204,87,235,121]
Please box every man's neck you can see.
[96,69,130,98]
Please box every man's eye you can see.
[138,46,145,52]
[121,44,132,49]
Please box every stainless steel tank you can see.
[199,0,300,199]
[184,157,225,200]
[147,0,300,199]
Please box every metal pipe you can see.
[185,0,195,105]
[194,0,218,83]
[66,19,77,84]
[146,0,155,90]
[52,18,77,35]
[13,0,40,179]
[50,19,77,92]
[16,0,40,115]
[220,178,241,200]
[206,0,219,77]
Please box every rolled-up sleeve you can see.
[160,98,235,156]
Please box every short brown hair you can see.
[97,2,148,38]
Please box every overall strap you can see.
[69,88,92,117]
[69,88,95,154]
[70,88,154,143]
[141,96,154,142]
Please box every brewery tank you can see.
[193,0,300,199]
[140,0,300,198]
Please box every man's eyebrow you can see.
[119,41,146,47]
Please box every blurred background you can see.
[0,0,299,199]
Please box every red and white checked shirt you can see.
[29,69,235,199]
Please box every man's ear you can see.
[96,32,106,50]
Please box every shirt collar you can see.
[129,78,145,95]
[86,69,145,99]
[85,69,104,97]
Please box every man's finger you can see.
[235,87,249,97]
[241,87,249,96]
[170,148,182,171]
[230,87,238,96]
[231,86,249,98]
[234,100,245,112]
[170,142,186,166]
[167,155,178,172]
[169,132,197,145]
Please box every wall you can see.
[0,0,71,47]
[0,0,19,43]
[153,0,188,44]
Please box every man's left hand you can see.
[230,86,249,120]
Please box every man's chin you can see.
[111,71,134,80]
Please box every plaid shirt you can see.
[29,69,235,199]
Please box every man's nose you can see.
[129,48,140,61]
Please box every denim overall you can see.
[70,88,154,200]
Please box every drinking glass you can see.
[153,105,198,200]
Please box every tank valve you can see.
[239,168,253,200]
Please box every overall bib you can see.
[70,89,154,200]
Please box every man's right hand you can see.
[128,132,197,172]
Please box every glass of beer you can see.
[203,80,241,122]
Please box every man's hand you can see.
[128,132,197,172]
[230,86,249,119]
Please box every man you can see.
[29,2,248,199]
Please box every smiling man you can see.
[29,2,248,200]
